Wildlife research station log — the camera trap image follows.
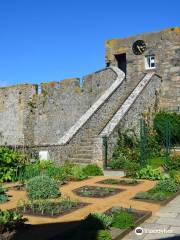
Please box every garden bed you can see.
[133,190,180,205]
[97,178,141,186]
[16,199,89,218]
[73,185,123,198]
[107,207,152,239]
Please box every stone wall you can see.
[0,68,117,146]
[106,27,180,112]
[0,84,37,145]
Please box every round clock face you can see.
[132,40,146,55]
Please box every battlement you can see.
[0,68,117,146]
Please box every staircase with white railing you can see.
[57,67,161,165]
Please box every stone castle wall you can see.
[0,84,37,145]
[0,68,117,146]
[106,27,180,112]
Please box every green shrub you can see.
[154,178,179,193]
[96,230,112,240]
[0,147,26,182]
[83,164,103,176]
[0,186,8,203]
[124,160,141,178]
[136,165,165,180]
[71,165,88,181]
[112,132,140,162]
[19,160,70,183]
[18,163,40,181]
[111,211,134,229]
[26,175,60,200]
[147,156,165,169]
[154,112,180,145]
[43,165,68,183]
[146,131,162,158]
[169,170,180,184]
[108,153,127,169]
[0,209,27,233]
[165,155,180,171]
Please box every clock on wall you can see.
[132,40,146,55]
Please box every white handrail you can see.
[100,72,155,137]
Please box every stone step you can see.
[77,149,93,154]
[80,139,93,143]
[78,145,93,150]
[79,142,93,146]
[73,153,93,159]
[68,158,92,164]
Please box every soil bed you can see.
[133,190,180,205]
[73,185,124,198]
[97,178,141,186]
[16,202,89,218]
[107,207,152,240]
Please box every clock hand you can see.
[137,45,143,53]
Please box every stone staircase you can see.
[68,137,94,164]
[61,68,160,166]
[67,76,143,164]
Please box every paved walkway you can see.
[123,195,180,240]
[103,169,125,177]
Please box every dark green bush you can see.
[26,175,60,200]
[83,164,103,176]
[0,147,26,182]
[154,112,180,145]
[108,153,127,169]
[124,160,141,178]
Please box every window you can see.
[145,55,156,69]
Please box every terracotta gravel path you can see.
[2,176,160,225]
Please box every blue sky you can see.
[0,0,179,87]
